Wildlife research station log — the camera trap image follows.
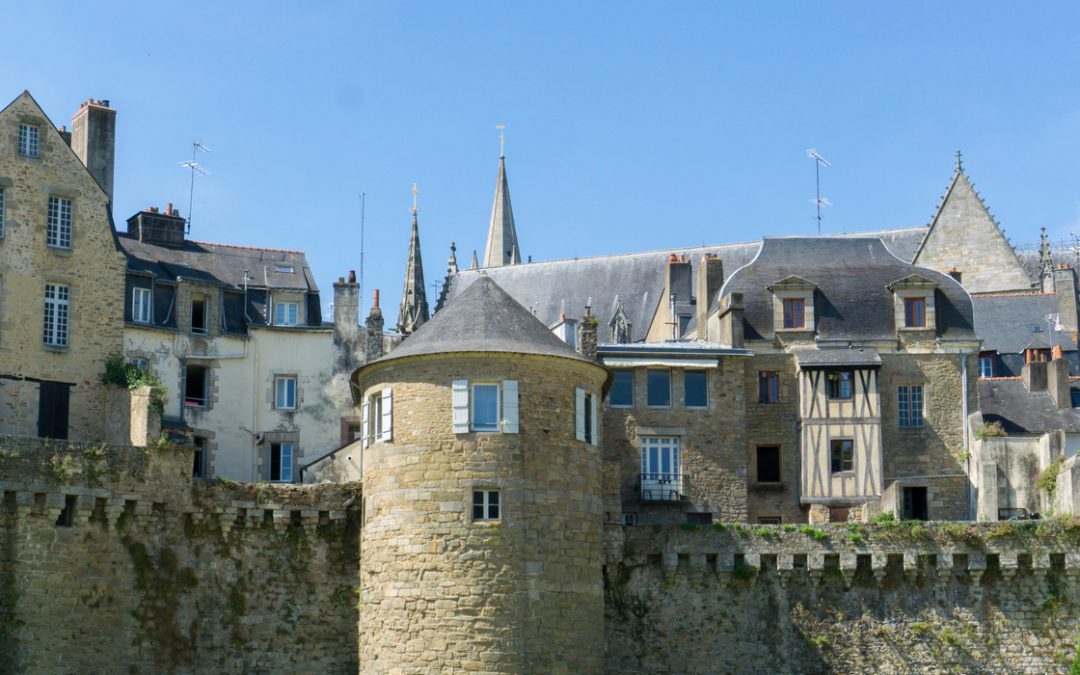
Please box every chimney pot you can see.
[338,277,345,284]
[373,289,380,309]
[348,270,357,283]
[166,202,173,216]
[668,253,678,263]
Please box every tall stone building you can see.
[0,92,125,441]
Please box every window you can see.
[452,380,517,434]
[830,439,854,473]
[758,371,780,403]
[362,389,392,445]
[641,436,681,501]
[132,287,151,323]
[274,376,297,410]
[902,486,928,521]
[193,437,207,478]
[130,358,149,370]
[43,283,69,347]
[756,446,781,483]
[782,298,805,329]
[184,364,208,407]
[979,354,994,378]
[686,512,713,525]
[622,513,637,526]
[472,490,500,521]
[610,369,634,407]
[56,495,76,528]
[898,385,925,428]
[826,370,853,400]
[903,297,926,328]
[346,422,363,443]
[646,369,671,408]
[191,296,207,334]
[757,516,782,525]
[275,265,294,274]
[270,442,293,482]
[677,314,691,337]
[0,187,5,237]
[46,197,72,249]
[275,301,299,326]
[18,124,39,157]
[684,370,708,408]
[576,388,599,445]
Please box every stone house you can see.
[0,91,125,441]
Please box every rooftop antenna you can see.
[178,141,210,235]
[359,192,366,318]
[806,149,831,235]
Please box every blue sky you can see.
[6,2,1080,320]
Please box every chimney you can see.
[552,313,579,349]
[71,99,117,204]
[126,207,186,245]
[365,290,385,361]
[334,270,360,346]
[1048,345,1071,408]
[695,255,724,341]
[577,304,598,361]
[1054,264,1079,333]
[716,292,745,348]
[1022,360,1048,393]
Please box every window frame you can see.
[270,442,294,483]
[46,196,72,249]
[184,363,209,408]
[609,369,634,408]
[903,296,926,328]
[274,375,297,411]
[979,354,994,378]
[471,382,501,432]
[472,489,500,522]
[758,371,780,403]
[646,369,672,408]
[898,384,925,429]
[782,297,805,329]
[275,301,300,326]
[684,370,708,409]
[18,124,39,157]
[132,287,152,324]
[42,283,69,347]
[830,438,854,474]
[826,370,854,400]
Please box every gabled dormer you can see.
[767,275,817,336]
[887,273,938,336]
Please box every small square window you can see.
[622,512,638,526]
[275,376,297,410]
[132,287,152,323]
[758,371,780,403]
[275,301,299,326]
[826,371,853,400]
[18,124,39,157]
[46,196,72,249]
[904,297,926,328]
[830,439,854,473]
[686,512,713,525]
[684,370,707,408]
[646,369,671,408]
[609,369,634,407]
[756,446,781,483]
[472,490,500,521]
[472,383,500,431]
[270,442,293,482]
[782,298,805,329]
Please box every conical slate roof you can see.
[376,275,589,363]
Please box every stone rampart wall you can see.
[604,522,1080,674]
[0,435,361,674]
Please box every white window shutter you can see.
[590,393,599,446]
[380,388,393,442]
[575,387,586,442]
[502,380,519,434]
[452,380,469,433]
[361,398,370,449]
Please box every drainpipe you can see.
[961,350,972,520]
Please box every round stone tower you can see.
[354,276,608,674]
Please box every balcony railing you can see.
[640,473,684,502]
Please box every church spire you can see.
[1040,225,1054,292]
[397,184,430,335]
[482,125,521,267]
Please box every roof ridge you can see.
[188,239,305,255]
[973,291,1055,298]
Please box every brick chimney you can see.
[716,292,744,348]
[695,255,724,341]
[127,206,186,245]
[1048,344,1071,408]
[71,99,116,204]
[577,304,598,361]
[334,270,360,346]
[365,290,385,361]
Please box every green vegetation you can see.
[910,621,933,637]
[101,356,168,416]
[712,523,726,533]
[679,523,698,532]
[799,525,828,541]
[1037,457,1065,511]
[975,420,1007,439]
[731,561,758,581]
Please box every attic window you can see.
[1031,325,1043,333]
[275,265,294,274]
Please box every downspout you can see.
[961,350,972,520]
[251,328,260,482]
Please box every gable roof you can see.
[377,275,590,363]
[721,237,976,342]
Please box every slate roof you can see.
[793,347,882,367]
[721,237,976,342]
[972,293,1077,354]
[376,276,590,363]
[979,379,1080,434]
[442,241,764,344]
[119,234,316,292]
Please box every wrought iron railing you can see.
[640,473,684,502]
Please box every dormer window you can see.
[782,298,805,329]
[888,274,937,333]
[275,301,299,326]
[903,297,926,328]
[768,275,817,334]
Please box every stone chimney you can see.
[1054,264,1079,333]
[716,292,745,348]
[365,290,385,361]
[334,270,360,346]
[1022,359,1048,393]
[71,98,116,204]
[695,255,724,341]
[1048,344,1071,408]
[127,205,186,245]
[577,304,598,361]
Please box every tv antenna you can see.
[806,149,831,235]
[359,192,366,317]
[178,141,211,235]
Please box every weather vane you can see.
[411,183,419,215]
[496,124,506,158]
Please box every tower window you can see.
[472,490,500,522]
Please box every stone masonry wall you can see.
[606,521,1080,674]
[743,353,804,523]
[0,435,360,674]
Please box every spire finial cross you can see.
[955,149,963,172]
[411,182,419,216]
[496,123,506,158]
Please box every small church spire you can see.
[955,149,963,172]
[1039,225,1054,292]
[482,125,521,268]
[397,184,430,335]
